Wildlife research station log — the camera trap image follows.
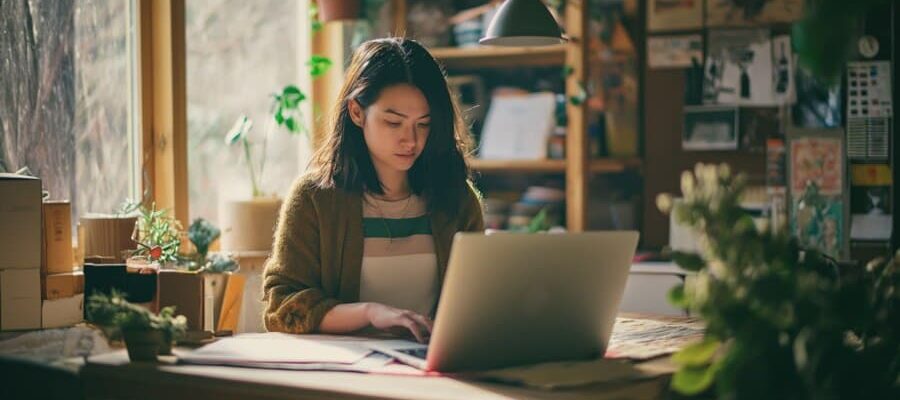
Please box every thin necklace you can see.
[370,194,413,245]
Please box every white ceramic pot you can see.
[218,197,282,252]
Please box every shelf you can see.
[469,159,567,173]
[430,44,567,69]
[469,158,641,174]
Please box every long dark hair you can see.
[307,37,473,217]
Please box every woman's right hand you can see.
[365,303,433,343]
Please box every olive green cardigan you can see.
[262,177,484,334]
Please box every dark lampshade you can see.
[479,0,565,46]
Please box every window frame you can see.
[136,0,330,229]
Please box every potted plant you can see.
[186,217,238,273]
[219,84,313,252]
[86,290,187,362]
[156,305,188,355]
[656,164,899,399]
[126,201,183,270]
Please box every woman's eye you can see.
[386,121,402,127]
[418,122,430,129]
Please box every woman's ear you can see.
[348,99,365,128]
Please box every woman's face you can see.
[350,84,431,175]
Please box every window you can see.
[186,0,309,225]
[0,0,140,223]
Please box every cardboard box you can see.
[81,215,137,263]
[0,268,41,330]
[0,173,42,270]
[43,271,84,300]
[42,294,84,329]
[43,201,74,274]
[158,270,229,332]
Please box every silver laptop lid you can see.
[426,231,639,372]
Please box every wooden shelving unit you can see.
[314,1,634,232]
[430,44,567,68]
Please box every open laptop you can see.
[367,231,639,372]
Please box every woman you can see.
[262,38,484,343]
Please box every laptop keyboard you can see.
[397,347,428,359]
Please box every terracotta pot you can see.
[122,329,163,362]
[318,0,361,22]
[219,197,282,252]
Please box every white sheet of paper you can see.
[706,29,776,106]
[479,92,556,160]
[851,213,893,240]
[180,333,373,364]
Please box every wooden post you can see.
[392,0,407,36]
[138,0,188,226]
[565,0,589,232]
[310,5,349,150]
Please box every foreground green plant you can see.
[657,163,899,399]
[86,290,187,341]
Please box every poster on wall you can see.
[647,0,703,32]
[704,29,776,106]
[707,0,804,27]
[788,131,846,258]
[647,34,703,69]
[790,136,843,196]
[791,194,844,258]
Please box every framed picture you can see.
[787,128,848,259]
[707,0,804,27]
[647,34,703,69]
[648,0,703,32]
[682,105,739,150]
[849,164,892,241]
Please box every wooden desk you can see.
[79,314,695,400]
[81,354,673,400]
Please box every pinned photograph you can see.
[792,64,842,128]
[704,29,775,106]
[740,107,780,153]
[682,105,739,150]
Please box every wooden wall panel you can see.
[641,69,765,249]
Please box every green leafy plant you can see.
[226,1,337,198]
[184,217,238,273]
[526,208,550,233]
[793,0,895,83]
[206,253,239,273]
[130,202,183,265]
[657,163,899,399]
[187,218,220,262]
[227,84,314,198]
[86,290,187,340]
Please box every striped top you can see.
[359,193,438,317]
